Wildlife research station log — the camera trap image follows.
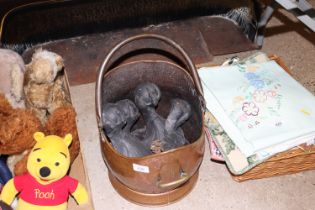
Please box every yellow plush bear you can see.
[0,132,88,210]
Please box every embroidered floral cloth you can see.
[203,53,275,174]
[199,59,315,158]
[204,126,225,162]
[203,53,278,174]
[205,111,266,174]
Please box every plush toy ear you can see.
[34,132,45,142]
[63,134,72,147]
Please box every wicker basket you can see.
[232,55,315,182]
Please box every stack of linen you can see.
[199,53,315,174]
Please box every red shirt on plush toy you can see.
[14,173,78,206]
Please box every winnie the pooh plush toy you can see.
[0,132,88,210]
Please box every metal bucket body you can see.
[101,60,204,194]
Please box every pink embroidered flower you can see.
[267,90,277,98]
[242,102,259,116]
[239,113,248,122]
[248,124,254,129]
[253,90,267,103]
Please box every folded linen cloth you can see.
[204,53,269,174]
[199,59,315,158]
[204,111,261,174]
[204,126,225,162]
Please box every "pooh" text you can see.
[34,189,55,200]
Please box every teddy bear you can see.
[0,132,88,210]
[0,49,25,108]
[0,49,41,187]
[24,49,71,124]
[0,92,42,180]
[0,93,42,155]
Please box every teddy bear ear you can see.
[34,132,45,142]
[63,134,73,147]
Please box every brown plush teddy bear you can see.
[0,93,43,176]
[0,49,25,108]
[24,49,71,125]
[0,93,42,155]
[0,49,40,178]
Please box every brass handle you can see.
[157,172,189,189]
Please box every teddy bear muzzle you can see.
[39,166,51,177]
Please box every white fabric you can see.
[199,60,315,157]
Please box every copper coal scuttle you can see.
[95,34,205,205]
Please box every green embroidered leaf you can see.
[265,79,273,85]
[222,134,236,154]
[236,64,246,72]
[247,155,257,165]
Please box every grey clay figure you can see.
[163,98,191,150]
[116,99,140,133]
[134,83,191,152]
[134,83,165,149]
[102,100,151,157]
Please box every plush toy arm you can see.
[0,178,18,205]
[72,182,88,205]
